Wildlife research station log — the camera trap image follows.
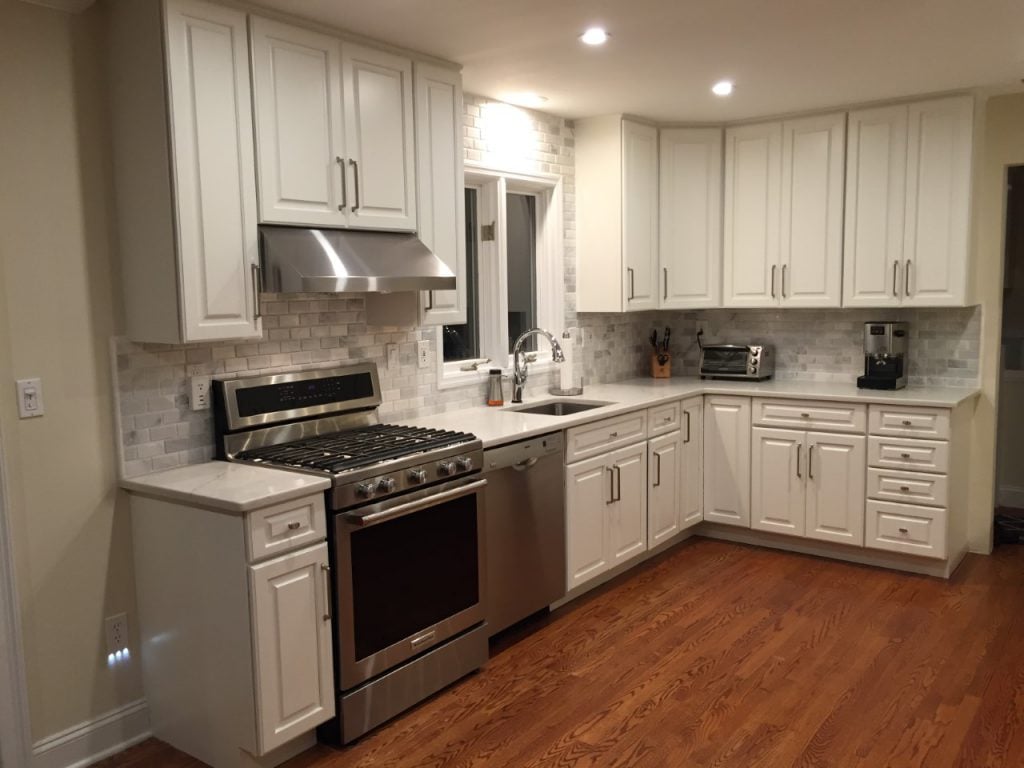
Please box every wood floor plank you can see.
[97,539,1024,768]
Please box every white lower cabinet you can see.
[751,428,806,537]
[703,396,751,527]
[648,431,683,547]
[609,444,649,566]
[680,397,704,529]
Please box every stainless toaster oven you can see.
[699,344,774,381]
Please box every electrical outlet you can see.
[386,343,399,370]
[190,375,212,411]
[105,613,128,655]
[417,340,431,369]
[695,320,710,338]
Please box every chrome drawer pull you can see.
[287,521,302,531]
[899,486,911,492]
[609,431,618,438]
[800,413,810,418]
[900,453,912,459]
[901,419,913,426]
[898,527,909,534]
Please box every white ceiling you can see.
[252,0,1024,121]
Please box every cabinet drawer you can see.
[752,398,866,434]
[647,401,681,438]
[868,435,949,473]
[868,405,950,439]
[865,501,947,559]
[566,411,648,463]
[246,494,326,562]
[867,468,948,508]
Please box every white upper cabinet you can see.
[843,105,908,307]
[723,122,783,307]
[902,96,973,306]
[779,113,846,307]
[415,63,466,326]
[844,95,973,307]
[341,44,417,230]
[250,17,416,232]
[109,0,261,344]
[250,18,346,227]
[659,128,723,309]
[576,116,659,313]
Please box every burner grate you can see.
[238,424,475,473]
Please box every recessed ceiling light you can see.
[503,92,549,108]
[580,27,609,46]
[712,80,734,97]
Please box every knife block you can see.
[650,353,671,379]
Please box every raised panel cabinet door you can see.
[751,428,806,536]
[414,63,466,326]
[842,105,908,307]
[165,0,261,342]
[805,432,867,546]
[703,396,752,527]
[609,443,649,566]
[249,17,346,226]
[779,113,846,308]
[566,455,612,590]
[723,122,782,307]
[249,542,334,755]
[622,120,660,311]
[659,128,723,309]
[648,432,683,548]
[342,43,417,231]
[902,96,973,307]
[680,398,704,529]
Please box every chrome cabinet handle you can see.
[900,452,912,459]
[627,268,635,300]
[899,485,911,492]
[796,443,802,478]
[425,292,434,311]
[653,451,662,487]
[251,263,262,319]
[607,467,615,505]
[663,267,668,301]
[320,563,332,622]
[614,465,622,502]
[782,264,788,298]
[287,521,302,531]
[340,157,348,210]
[771,265,777,298]
[893,261,899,297]
[808,445,814,479]
[349,159,361,211]
[684,411,691,443]
[901,419,912,426]
[905,259,912,296]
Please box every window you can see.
[438,167,563,385]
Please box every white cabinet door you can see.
[843,105,907,308]
[703,396,751,527]
[566,455,611,590]
[648,432,682,548]
[680,397,704,529]
[622,120,660,311]
[723,122,782,307]
[779,113,846,308]
[659,128,722,309]
[250,17,346,227]
[342,43,417,231]
[751,428,806,537]
[414,63,465,325]
[609,443,648,566]
[806,432,866,546]
[165,0,261,342]
[249,542,334,755]
[902,96,973,307]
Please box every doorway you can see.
[996,165,1024,536]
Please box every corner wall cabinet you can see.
[108,0,261,343]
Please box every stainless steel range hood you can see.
[259,226,456,294]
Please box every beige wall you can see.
[969,93,1024,549]
[0,0,143,741]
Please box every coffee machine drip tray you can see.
[857,373,905,390]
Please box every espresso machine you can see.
[857,322,908,390]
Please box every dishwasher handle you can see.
[512,457,539,472]
[484,432,563,472]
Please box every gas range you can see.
[213,364,482,510]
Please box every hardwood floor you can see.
[97,538,1024,767]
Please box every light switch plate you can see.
[386,343,399,370]
[16,378,44,418]
[417,340,430,369]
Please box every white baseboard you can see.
[33,699,150,768]
[998,485,1024,509]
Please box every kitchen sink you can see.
[509,400,613,416]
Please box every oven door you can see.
[332,475,486,691]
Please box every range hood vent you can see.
[259,226,456,294]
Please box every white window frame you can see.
[437,164,564,389]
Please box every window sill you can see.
[437,360,558,392]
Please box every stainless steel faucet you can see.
[511,328,565,403]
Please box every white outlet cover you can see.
[386,343,399,370]
[105,613,128,655]
[190,375,212,411]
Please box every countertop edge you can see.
[120,471,331,514]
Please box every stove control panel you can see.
[331,448,484,510]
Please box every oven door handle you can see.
[342,478,487,528]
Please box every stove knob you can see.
[377,477,396,493]
[438,461,456,476]
[408,469,427,484]
[456,456,474,471]
[356,482,376,499]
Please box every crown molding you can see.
[19,0,97,13]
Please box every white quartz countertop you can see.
[121,461,331,513]
[400,377,981,449]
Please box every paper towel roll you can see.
[559,330,575,391]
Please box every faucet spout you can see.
[511,328,565,403]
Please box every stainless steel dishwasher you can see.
[483,432,566,637]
